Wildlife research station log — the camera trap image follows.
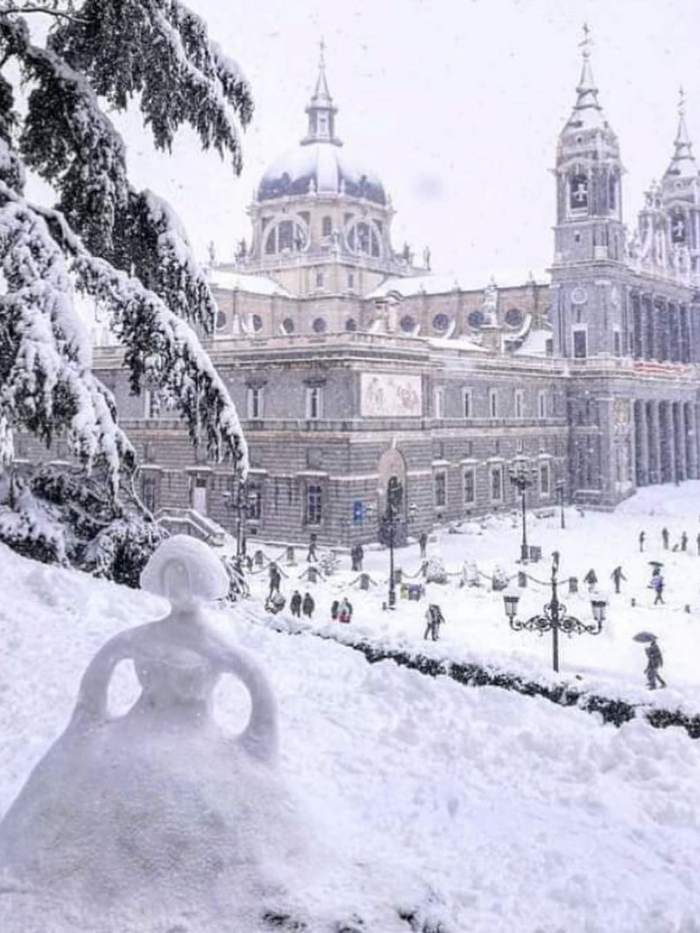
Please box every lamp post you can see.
[382,478,417,609]
[502,551,607,673]
[556,480,566,530]
[223,474,255,558]
[509,458,536,563]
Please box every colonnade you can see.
[633,399,699,485]
[631,294,691,363]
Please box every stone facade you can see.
[27,37,700,549]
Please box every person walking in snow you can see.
[650,569,665,605]
[330,599,339,621]
[583,568,598,592]
[423,604,444,641]
[644,637,666,690]
[290,590,302,618]
[662,527,669,550]
[639,530,646,552]
[681,531,688,552]
[306,533,318,563]
[351,543,364,572]
[611,566,626,595]
[302,591,315,619]
[419,531,428,560]
[268,562,282,598]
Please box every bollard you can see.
[286,546,295,565]
[393,567,403,585]
[685,604,691,613]
[254,549,265,568]
[568,576,578,595]
[307,566,318,584]
[631,597,636,608]
[518,571,527,588]
[359,572,370,591]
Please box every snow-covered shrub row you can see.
[260,616,700,740]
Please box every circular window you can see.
[432,313,450,333]
[571,287,588,306]
[345,220,381,258]
[345,318,357,332]
[282,317,295,334]
[505,308,523,328]
[400,314,417,333]
[264,218,308,255]
[252,314,263,333]
[312,317,327,334]
[215,310,227,331]
[467,309,485,329]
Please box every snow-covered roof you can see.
[257,141,386,205]
[428,336,490,353]
[367,269,550,299]
[513,327,552,356]
[210,270,292,297]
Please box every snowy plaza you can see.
[2,484,700,931]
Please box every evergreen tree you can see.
[0,0,251,494]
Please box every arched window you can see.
[312,317,327,334]
[569,173,588,211]
[322,216,332,237]
[346,221,381,258]
[282,317,295,334]
[468,309,485,329]
[505,308,523,328]
[215,310,227,331]
[264,219,308,255]
[251,314,263,333]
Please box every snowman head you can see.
[140,535,229,610]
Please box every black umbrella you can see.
[648,560,664,568]
[633,631,657,643]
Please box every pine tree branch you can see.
[0,4,87,23]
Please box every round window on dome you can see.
[505,308,524,329]
[432,313,450,333]
[215,310,227,331]
[468,309,485,329]
[252,315,263,333]
[282,318,295,334]
[400,314,417,333]
[312,317,327,334]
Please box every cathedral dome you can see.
[257,142,386,205]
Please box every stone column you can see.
[647,401,660,484]
[684,402,697,479]
[673,402,685,481]
[659,401,675,483]
[633,401,647,485]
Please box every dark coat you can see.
[302,593,315,616]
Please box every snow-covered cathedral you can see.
[81,35,700,547]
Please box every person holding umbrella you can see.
[649,565,665,605]
[634,632,666,690]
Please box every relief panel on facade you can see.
[360,373,422,418]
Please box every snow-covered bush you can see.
[424,555,447,584]
[0,463,166,585]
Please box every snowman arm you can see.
[70,632,135,727]
[219,647,279,763]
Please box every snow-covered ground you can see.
[1,484,700,931]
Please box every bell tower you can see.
[553,25,625,266]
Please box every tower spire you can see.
[570,23,604,124]
[301,40,342,146]
[664,87,697,177]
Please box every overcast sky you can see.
[122,0,700,280]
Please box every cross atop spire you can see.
[580,22,592,58]
[301,40,342,146]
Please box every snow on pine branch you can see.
[35,197,248,472]
[0,195,133,487]
[51,0,253,173]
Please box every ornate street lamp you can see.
[556,479,566,530]
[502,550,606,673]
[509,458,537,563]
